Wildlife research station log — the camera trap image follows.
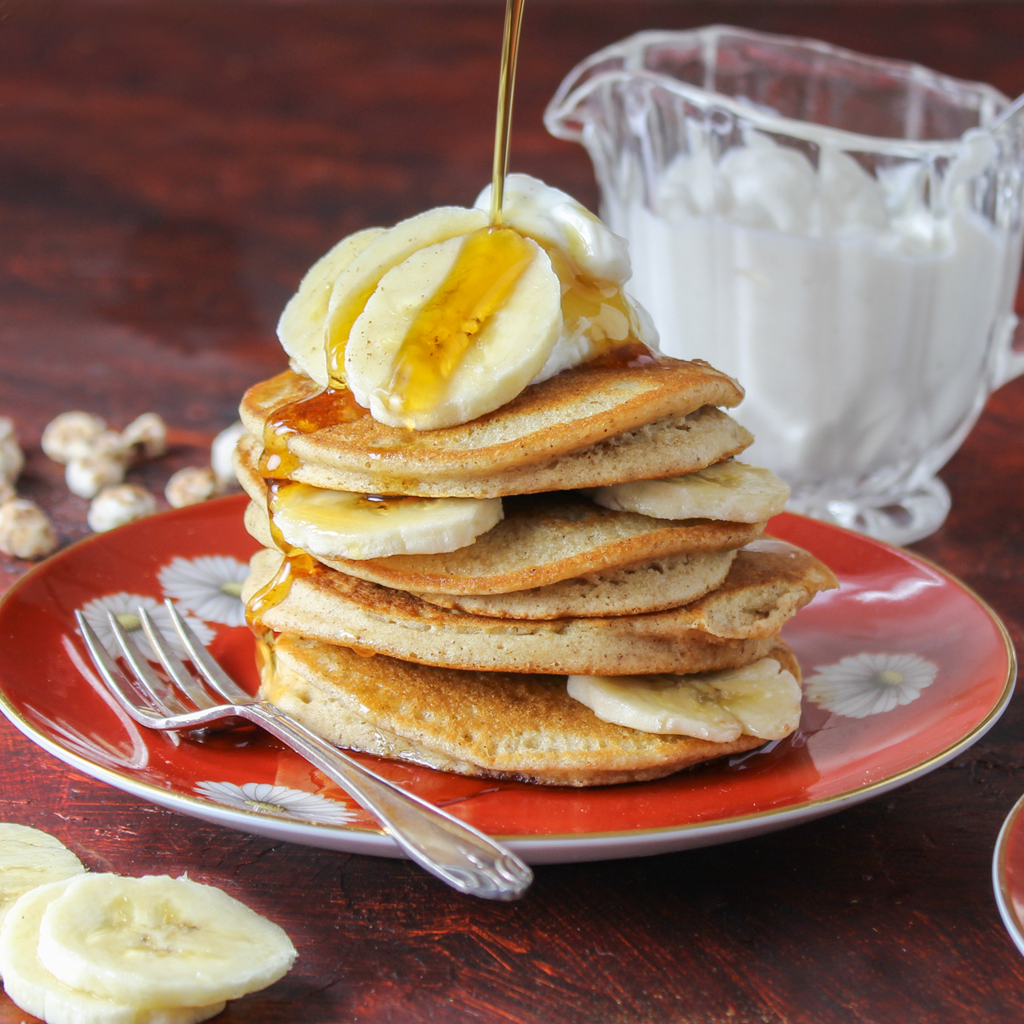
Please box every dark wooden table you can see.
[0,2,1022,1021]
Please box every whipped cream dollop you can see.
[277,174,658,430]
[473,174,632,282]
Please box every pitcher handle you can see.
[993,314,1024,388]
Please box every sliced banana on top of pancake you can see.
[0,822,85,929]
[326,205,490,390]
[271,481,502,560]
[277,226,385,386]
[566,656,801,743]
[35,874,296,1011]
[345,227,563,429]
[590,461,790,523]
[0,878,225,1024]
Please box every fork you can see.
[73,601,533,901]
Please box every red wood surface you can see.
[0,3,1022,1022]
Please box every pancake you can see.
[240,476,763,595]
[415,549,737,619]
[242,541,834,675]
[259,633,801,786]
[244,498,744,610]
[238,361,752,497]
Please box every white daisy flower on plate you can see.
[194,781,357,825]
[78,592,215,661]
[804,652,938,719]
[158,555,249,627]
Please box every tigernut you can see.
[0,417,24,484]
[87,484,157,533]
[210,421,247,486]
[0,499,58,559]
[66,455,127,499]
[121,412,168,459]
[165,466,219,508]
[41,412,107,465]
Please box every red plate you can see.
[0,496,1014,864]
[994,794,1024,956]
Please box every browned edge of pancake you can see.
[239,357,745,480]
[260,634,801,787]
[239,463,764,594]
[244,546,793,675]
[237,404,752,497]
[415,548,737,619]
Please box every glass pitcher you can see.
[546,26,1024,545]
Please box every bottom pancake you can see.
[258,633,802,787]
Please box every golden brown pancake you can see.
[238,360,752,497]
[242,541,834,675]
[415,549,737,619]
[239,477,763,595]
[260,633,801,786]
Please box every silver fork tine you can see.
[74,612,167,726]
[163,600,252,704]
[138,608,219,710]
[106,612,193,718]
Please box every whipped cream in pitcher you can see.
[546,27,1024,543]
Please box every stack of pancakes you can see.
[237,356,837,786]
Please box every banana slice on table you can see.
[0,878,225,1024]
[590,461,790,523]
[272,482,503,560]
[277,226,385,385]
[567,657,802,743]
[36,874,296,1010]
[0,823,85,930]
[345,227,562,429]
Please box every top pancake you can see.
[239,358,750,496]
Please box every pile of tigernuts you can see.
[0,413,245,561]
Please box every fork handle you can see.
[233,701,532,901]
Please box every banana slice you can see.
[36,874,296,1010]
[566,657,802,742]
[474,173,631,284]
[327,205,489,389]
[271,482,503,560]
[0,823,85,930]
[345,228,562,429]
[277,226,385,386]
[590,461,790,523]
[0,878,225,1024]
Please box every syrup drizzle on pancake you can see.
[247,389,368,634]
[386,226,535,420]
